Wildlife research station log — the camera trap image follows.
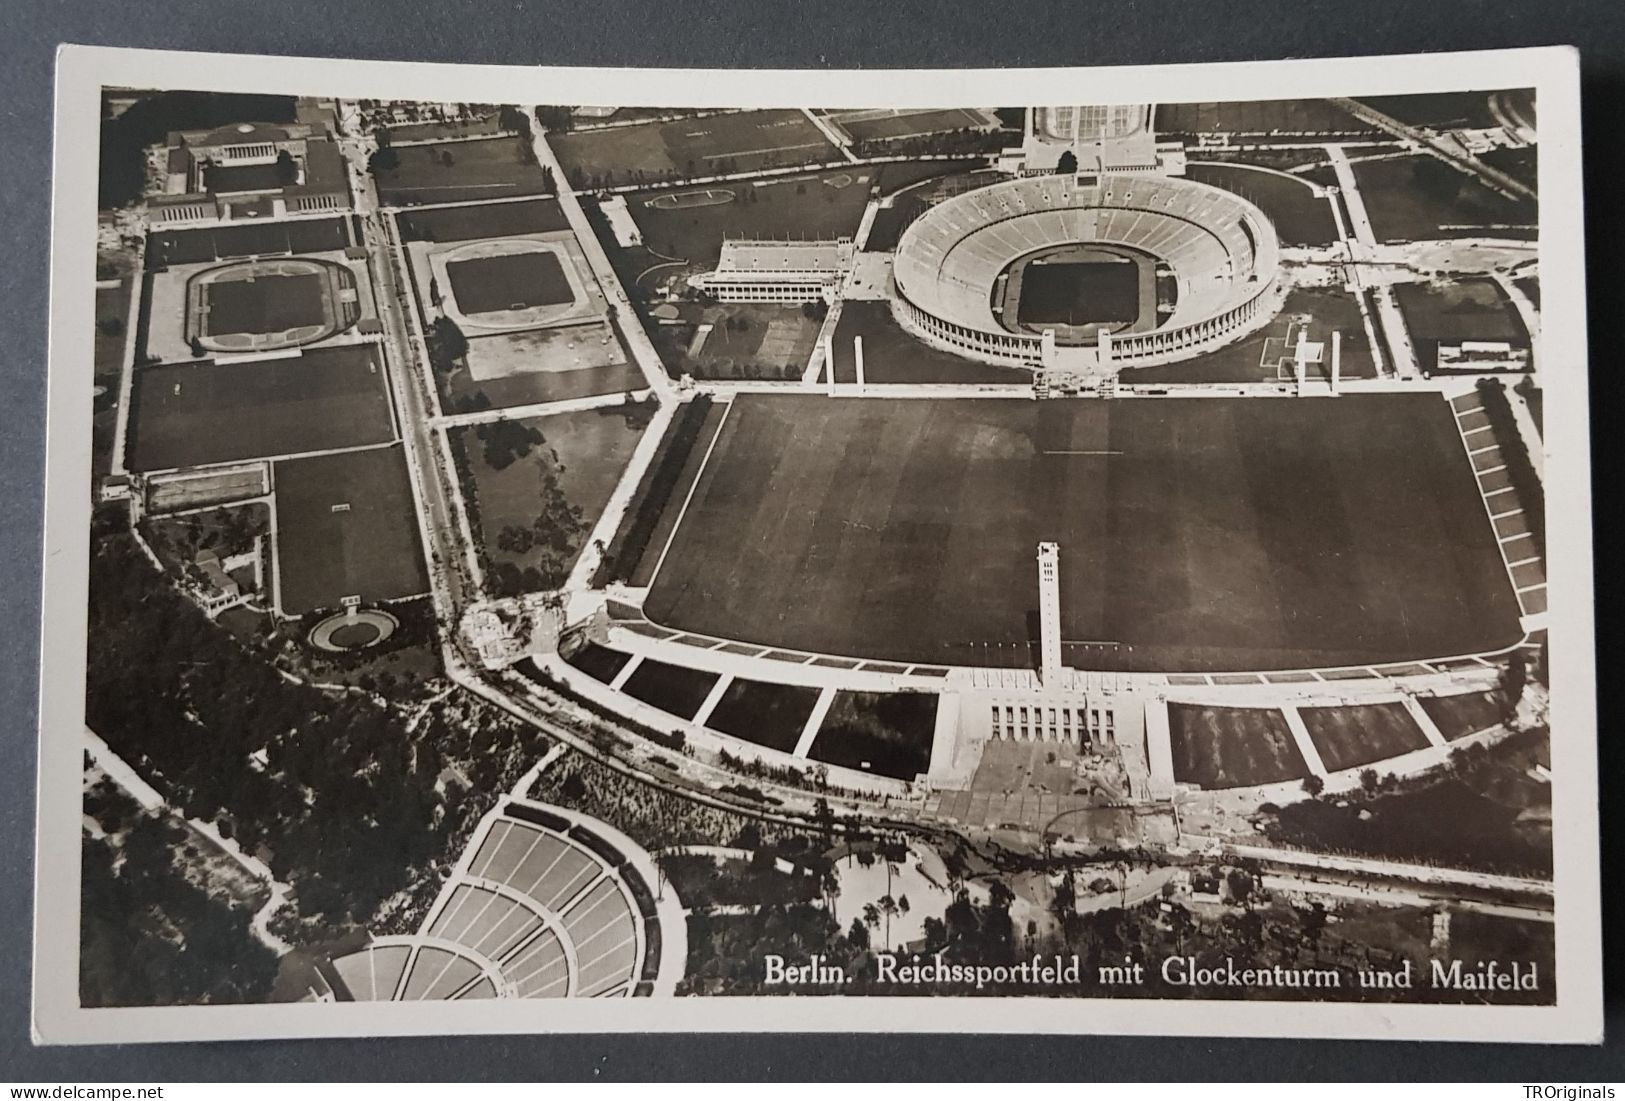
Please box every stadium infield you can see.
[447,251,574,314]
[642,393,1524,673]
[203,272,327,335]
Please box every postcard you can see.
[34,43,1599,1043]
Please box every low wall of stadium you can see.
[891,268,1281,370]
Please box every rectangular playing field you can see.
[1017,256,1141,326]
[447,251,573,313]
[550,109,838,184]
[125,346,396,471]
[272,445,429,615]
[374,138,552,206]
[204,273,327,335]
[642,393,1524,672]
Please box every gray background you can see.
[3,0,1621,1080]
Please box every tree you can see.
[1226,868,1255,908]
[1301,774,1325,797]
[1359,768,1380,797]
[847,917,869,950]
[1056,149,1078,175]
[367,146,400,175]
[1500,651,1528,721]
[188,335,206,357]
[274,149,298,185]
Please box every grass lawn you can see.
[272,445,428,615]
[551,109,838,185]
[1299,701,1431,773]
[1184,162,1341,246]
[94,281,131,387]
[808,691,938,780]
[1358,92,1507,130]
[146,218,351,269]
[397,199,570,242]
[1155,100,1369,135]
[704,679,821,753]
[650,302,820,381]
[626,166,872,272]
[643,392,1522,672]
[563,641,634,683]
[619,657,718,720]
[829,301,1022,385]
[203,273,327,335]
[375,138,551,206]
[454,404,652,593]
[1127,285,1377,384]
[1168,704,1307,788]
[1351,155,1537,242]
[1419,690,1507,740]
[126,345,395,472]
[1393,277,1528,371]
[447,251,573,313]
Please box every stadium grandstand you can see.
[890,172,1280,370]
[326,800,679,1001]
[689,236,856,303]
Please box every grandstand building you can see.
[1005,105,1187,179]
[689,237,855,303]
[150,97,352,226]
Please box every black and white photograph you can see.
[29,44,1601,1047]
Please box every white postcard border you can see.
[34,43,1600,1045]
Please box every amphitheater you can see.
[329,799,681,1001]
[890,172,1282,369]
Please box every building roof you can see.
[713,238,850,277]
[196,121,292,147]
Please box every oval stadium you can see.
[890,172,1282,369]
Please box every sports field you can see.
[273,445,429,615]
[447,251,573,314]
[397,198,570,242]
[825,107,996,144]
[203,273,326,335]
[1155,99,1370,136]
[146,218,352,269]
[1393,277,1528,371]
[374,138,552,206]
[642,393,1523,672]
[549,109,838,184]
[1015,252,1142,327]
[126,346,396,472]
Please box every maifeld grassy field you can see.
[643,393,1524,673]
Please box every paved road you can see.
[340,106,481,635]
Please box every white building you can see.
[689,237,855,303]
